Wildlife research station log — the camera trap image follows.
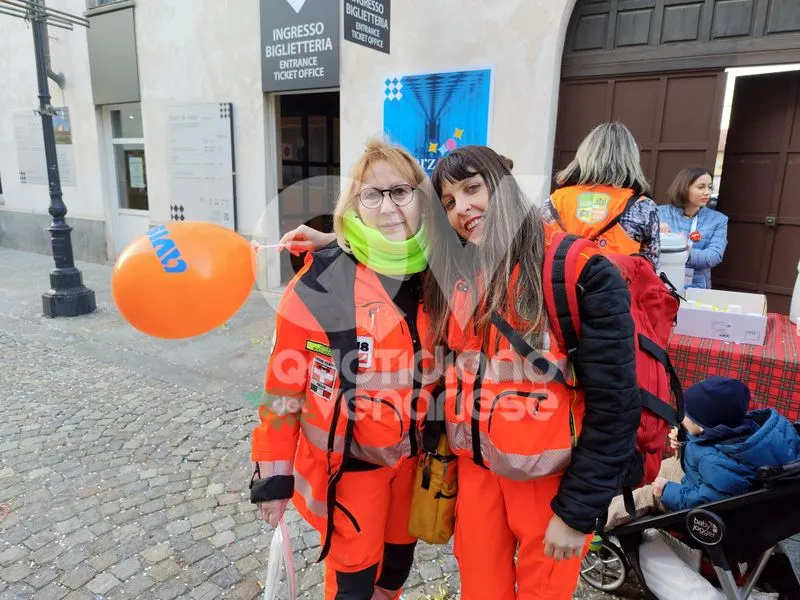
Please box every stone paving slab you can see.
[0,247,636,599]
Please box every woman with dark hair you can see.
[659,167,728,289]
[542,122,662,267]
[428,146,640,599]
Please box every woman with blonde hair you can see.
[543,121,661,266]
[251,140,434,599]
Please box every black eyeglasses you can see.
[357,184,415,209]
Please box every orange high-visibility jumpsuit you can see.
[443,236,597,600]
[252,247,433,599]
[550,184,641,255]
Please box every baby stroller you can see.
[580,424,800,600]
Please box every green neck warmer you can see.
[342,211,427,276]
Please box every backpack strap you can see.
[470,352,488,469]
[490,312,571,388]
[589,192,639,242]
[637,334,685,426]
[543,233,595,361]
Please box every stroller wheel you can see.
[580,539,628,592]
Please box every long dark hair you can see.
[424,146,545,348]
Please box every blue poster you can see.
[383,68,492,175]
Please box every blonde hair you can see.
[333,139,428,251]
[556,122,651,195]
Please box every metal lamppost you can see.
[0,0,95,317]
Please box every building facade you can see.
[1,0,799,306]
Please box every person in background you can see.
[542,122,662,268]
[659,167,728,289]
[653,377,800,511]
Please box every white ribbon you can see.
[684,213,699,287]
[263,516,297,600]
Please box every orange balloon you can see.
[111,222,257,339]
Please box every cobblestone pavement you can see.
[0,247,640,599]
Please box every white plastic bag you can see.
[263,516,297,600]
[639,531,723,600]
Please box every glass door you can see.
[278,92,340,281]
[106,103,150,257]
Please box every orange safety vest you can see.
[550,184,641,255]
[254,247,434,559]
[443,245,592,481]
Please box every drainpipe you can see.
[42,26,65,88]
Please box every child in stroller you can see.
[652,377,800,511]
[582,377,800,599]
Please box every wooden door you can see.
[714,71,800,314]
[554,70,726,203]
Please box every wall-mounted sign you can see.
[384,69,493,175]
[14,107,77,187]
[166,103,237,230]
[344,0,390,54]
[260,0,339,92]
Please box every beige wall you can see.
[339,0,577,203]
[134,0,276,238]
[0,0,106,220]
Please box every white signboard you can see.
[166,103,236,230]
[14,107,77,187]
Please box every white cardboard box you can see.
[674,289,768,345]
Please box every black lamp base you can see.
[42,267,96,317]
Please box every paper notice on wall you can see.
[129,156,145,189]
[14,107,77,187]
[166,103,236,230]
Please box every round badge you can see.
[689,231,702,243]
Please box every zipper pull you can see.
[368,307,377,332]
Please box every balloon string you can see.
[250,241,282,252]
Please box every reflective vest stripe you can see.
[446,420,572,481]
[294,469,327,519]
[300,420,415,467]
[255,460,294,477]
[357,368,415,390]
[455,352,572,385]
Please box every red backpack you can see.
[542,232,685,495]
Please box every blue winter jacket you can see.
[661,409,800,511]
[658,205,728,289]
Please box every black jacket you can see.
[550,254,641,533]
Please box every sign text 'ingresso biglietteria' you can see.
[260,0,340,92]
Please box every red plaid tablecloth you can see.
[668,313,800,421]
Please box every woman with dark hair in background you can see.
[659,167,728,289]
